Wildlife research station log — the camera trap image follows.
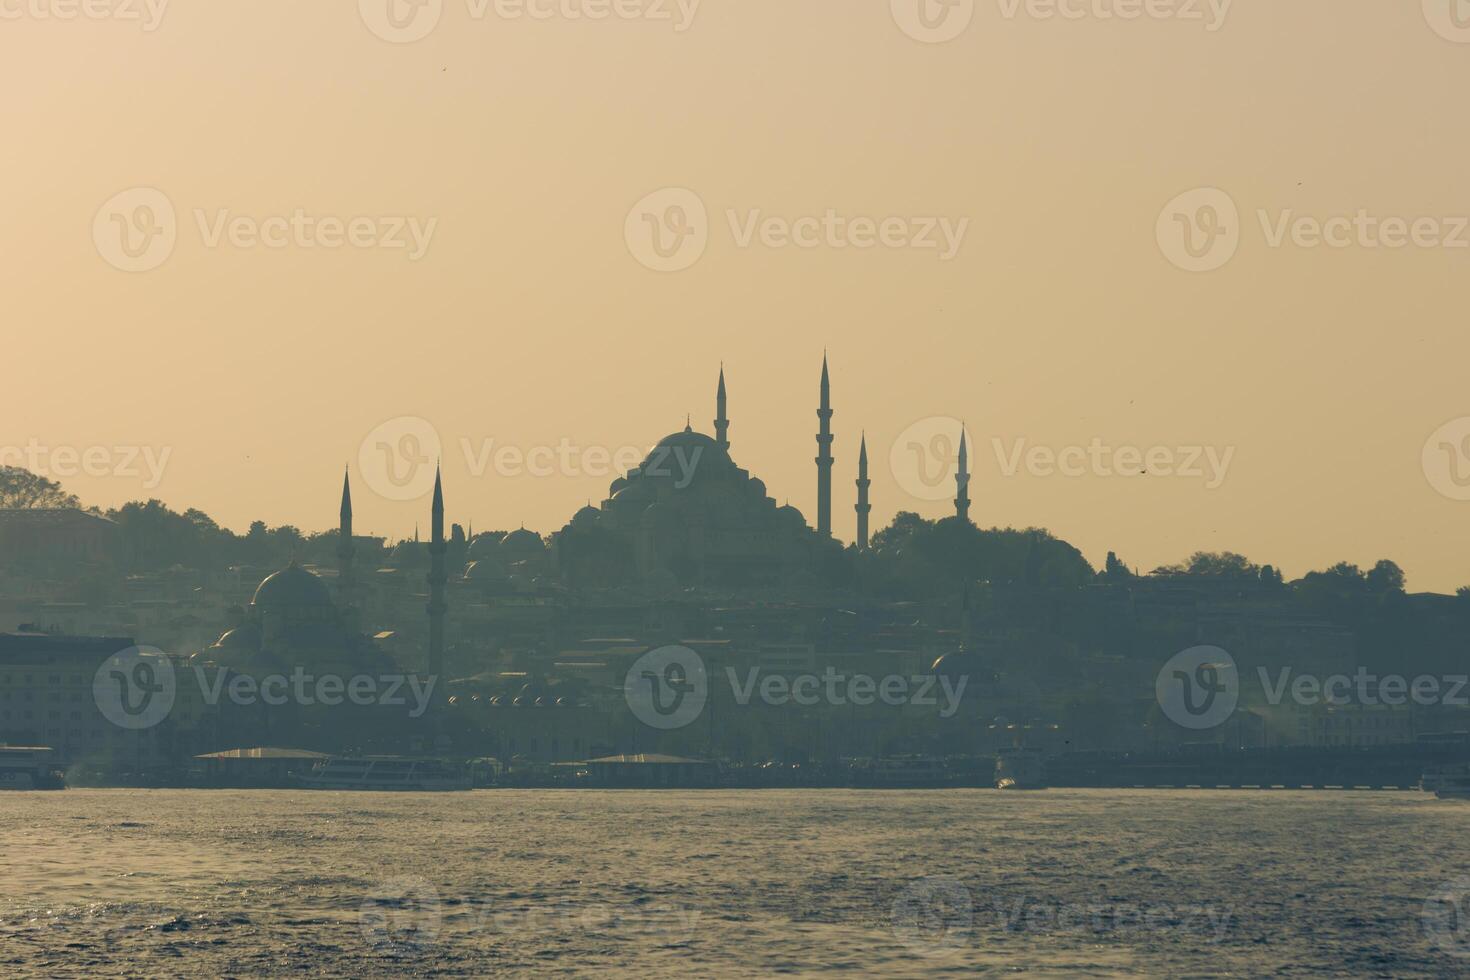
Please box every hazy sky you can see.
[5,1,1470,590]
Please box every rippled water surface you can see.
[2,789,1468,977]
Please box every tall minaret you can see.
[337,466,355,605]
[427,464,447,683]
[954,426,972,523]
[714,364,730,452]
[815,354,834,536]
[855,433,871,551]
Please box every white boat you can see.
[995,748,1047,790]
[296,756,472,791]
[0,747,65,790]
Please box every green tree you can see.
[1366,559,1406,594]
[0,466,80,509]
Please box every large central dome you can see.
[651,426,723,456]
[252,561,332,612]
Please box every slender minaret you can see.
[714,364,730,452]
[815,354,834,536]
[426,465,447,683]
[954,426,972,523]
[337,466,355,605]
[855,433,871,551]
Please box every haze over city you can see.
[5,2,1469,590]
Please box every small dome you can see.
[252,563,332,612]
[609,476,629,496]
[572,504,601,525]
[777,504,806,526]
[464,560,510,586]
[501,527,543,558]
[468,533,505,560]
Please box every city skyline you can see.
[6,3,1470,593]
[8,352,1463,592]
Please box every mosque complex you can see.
[209,357,977,677]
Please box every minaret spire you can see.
[427,464,447,688]
[955,425,972,524]
[337,466,355,605]
[815,353,834,537]
[714,363,730,452]
[855,432,871,551]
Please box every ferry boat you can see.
[295,756,472,791]
[995,748,1048,790]
[0,747,66,790]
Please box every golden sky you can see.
[4,1,1470,590]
